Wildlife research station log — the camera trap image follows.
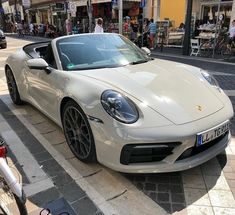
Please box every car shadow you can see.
[123,156,227,214]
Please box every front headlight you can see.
[201,71,220,87]
[101,90,139,124]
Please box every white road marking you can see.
[224,90,235,97]
[24,178,55,197]
[0,57,7,61]
[209,71,235,76]
[0,114,54,196]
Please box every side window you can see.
[43,43,57,69]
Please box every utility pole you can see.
[14,0,19,22]
[212,0,221,58]
[87,0,92,33]
[182,0,193,55]
[118,0,123,34]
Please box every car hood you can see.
[79,59,224,125]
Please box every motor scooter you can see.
[0,138,28,215]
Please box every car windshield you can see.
[56,34,151,71]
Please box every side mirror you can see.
[27,58,52,74]
[141,47,151,55]
[27,58,48,69]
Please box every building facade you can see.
[152,0,235,28]
[1,0,235,33]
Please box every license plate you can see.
[196,121,230,146]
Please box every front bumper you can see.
[88,90,233,173]
[115,132,230,173]
[91,113,232,173]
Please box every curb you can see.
[151,51,235,66]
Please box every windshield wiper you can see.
[129,59,149,65]
[68,64,120,71]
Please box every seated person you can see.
[43,43,57,68]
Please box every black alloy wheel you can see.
[5,67,23,105]
[62,101,96,162]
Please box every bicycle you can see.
[199,32,227,57]
[221,40,235,60]
[0,138,28,215]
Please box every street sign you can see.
[22,0,31,8]
[69,2,77,13]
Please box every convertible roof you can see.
[23,41,51,58]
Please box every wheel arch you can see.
[5,64,19,89]
[59,96,97,162]
[60,96,82,123]
[5,64,11,73]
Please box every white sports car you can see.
[5,33,234,173]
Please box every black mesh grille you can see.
[120,142,181,165]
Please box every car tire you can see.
[5,67,23,105]
[1,44,7,49]
[62,100,97,162]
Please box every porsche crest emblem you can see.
[196,105,203,111]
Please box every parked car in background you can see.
[0,29,7,49]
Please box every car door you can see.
[26,44,62,122]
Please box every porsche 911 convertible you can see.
[5,33,234,173]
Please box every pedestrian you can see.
[228,19,235,44]
[123,18,130,38]
[9,21,14,33]
[94,18,104,33]
[29,22,34,35]
[65,18,72,35]
[17,21,24,37]
[148,19,157,50]
[72,21,80,34]
[131,21,138,41]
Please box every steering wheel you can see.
[61,53,71,66]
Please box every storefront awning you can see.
[92,0,111,3]
[75,0,87,6]
[75,0,111,7]
[124,0,141,2]
[75,0,140,7]
[2,1,12,14]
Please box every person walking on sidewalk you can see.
[94,18,104,33]
[65,18,72,35]
[228,20,235,44]
[17,21,24,37]
[148,19,157,50]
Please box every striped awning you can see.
[75,0,111,7]
[75,0,140,7]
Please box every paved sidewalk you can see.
[151,46,235,65]
[0,99,103,214]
